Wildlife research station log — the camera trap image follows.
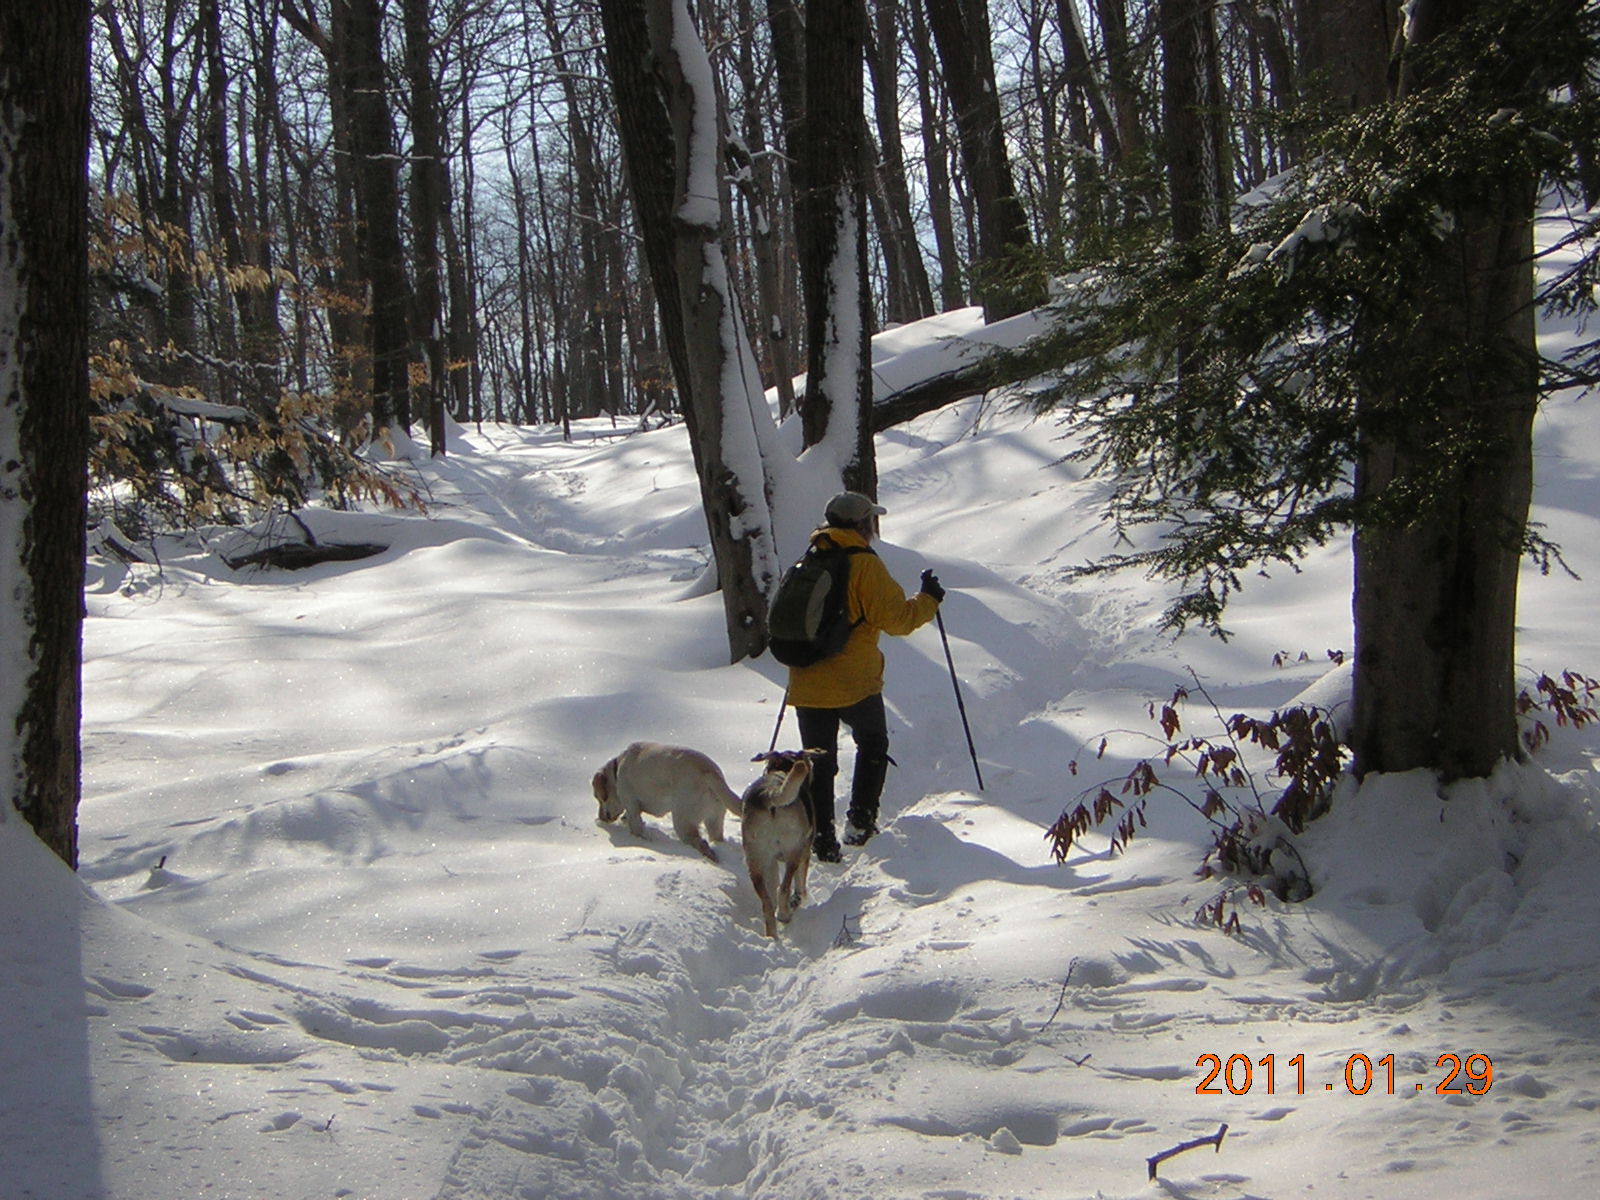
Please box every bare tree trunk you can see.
[280,0,368,401]
[457,73,485,423]
[2,0,90,866]
[528,125,572,435]
[598,0,693,417]
[1160,0,1231,246]
[799,0,877,494]
[733,0,799,415]
[245,0,299,388]
[654,0,777,655]
[1056,0,1122,162]
[1297,0,1394,112]
[505,138,541,426]
[908,0,965,310]
[403,0,448,453]
[866,0,936,323]
[540,0,613,419]
[341,0,413,434]
[922,0,1045,320]
[200,0,280,409]
[601,0,779,660]
[1350,0,1543,779]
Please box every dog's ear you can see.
[592,765,612,802]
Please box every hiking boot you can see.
[843,819,877,847]
[813,826,842,863]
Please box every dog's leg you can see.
[791,842,811,912]
[749,865,778,938]
[778,844,809,921]
[705,802,726,844]
[776,856,795,925]
[672,811,717,860]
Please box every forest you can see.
[9,12,1600,1194]
[84,0,1299,438]
[5,0,1600,864]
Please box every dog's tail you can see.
[768,761,810,809]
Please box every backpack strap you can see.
[818,539,873,628]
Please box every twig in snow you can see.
[832,912,861,948]
[1146,1123,1228,1180]
[1039,957,1079,1031]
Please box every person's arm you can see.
[855,556,938,635]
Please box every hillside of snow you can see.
[4,303,1600,1198]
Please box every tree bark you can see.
[280,0,369,401]
[922,0,1046,321]
[541,0,614,420]
[733,0,798,414]
[340,0,413,434]
[866,0,936,323]
[2,0,90,866]
[1297,0,1394,113]
[1160,0,1231,246]
[908,0,965,310]
[1092,0,1156,221]
[403,0,449,453]
[200,0,281,409]
[799,0,877,495]
[602,0,778,660]
[598,0,693,430]
[1350,0,1542,779]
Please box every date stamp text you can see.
[1195,1052,1494,1096]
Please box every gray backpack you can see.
[766,539,872,666]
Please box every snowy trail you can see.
[56,399,1600,1199]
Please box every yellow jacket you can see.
[785,527,939,709]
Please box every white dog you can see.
[740,750,820,938]
[592,742,741,861]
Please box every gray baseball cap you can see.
[824,491,888,524]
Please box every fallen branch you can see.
[223,541,388,571]
[1146,1123,1228,1181]
[870,361,996,431]
[1038,956,1079,1031]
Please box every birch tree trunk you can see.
[2,0,90,866]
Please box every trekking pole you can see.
[768,690,789,753]
[926,577,984,791]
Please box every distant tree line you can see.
[82,0,1350,445]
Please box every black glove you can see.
[920,569,946,603]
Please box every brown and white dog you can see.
[740,750,822,938]
[592,742,741,861]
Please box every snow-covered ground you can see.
[5,301,1600,1199]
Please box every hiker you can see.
[786,491,944,860]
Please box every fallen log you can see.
[223,541,388,571]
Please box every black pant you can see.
[795,693,891,833]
